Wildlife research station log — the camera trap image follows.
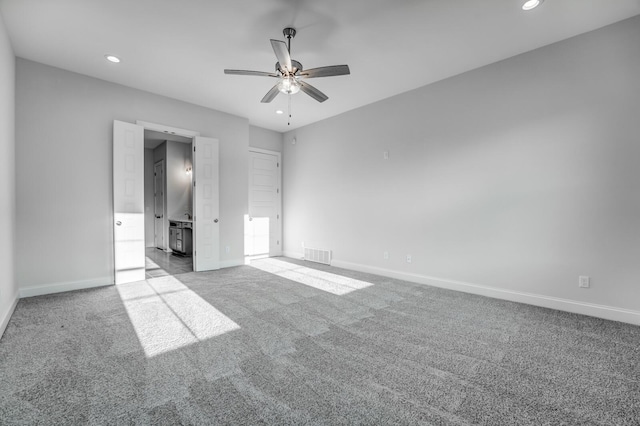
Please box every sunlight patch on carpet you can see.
[250,258,373,295]
[145,258,160,270]
[116,276,240,357]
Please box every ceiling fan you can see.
[224,27,350,104]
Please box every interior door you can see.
[154,160,164,249]
[193,136,220,272]
[113,120,145,284]
[248,150,281,256]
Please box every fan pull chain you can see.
[288,94,292,126]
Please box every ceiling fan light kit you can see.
[278,75,301,95]
[224,27,350,124]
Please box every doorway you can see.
[144,129,194,278]
[113,120,221,285]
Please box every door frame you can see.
[136,121,201,139]
[248,147,282,257]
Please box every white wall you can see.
[166,140,192,222]
[143,148,155,247]
[283,16,640,323]
[249,125,283,152]
[0,12,17,335]
[16,59,249,294]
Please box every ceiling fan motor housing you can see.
[276,59,302,75]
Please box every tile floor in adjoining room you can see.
[145,247,193,278]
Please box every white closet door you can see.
[193,136,220,272]
[248,150,281,256]
[113,120,145,284]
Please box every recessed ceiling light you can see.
[522,0,543,10]
[275,110,284,115]
[105,55,121,63]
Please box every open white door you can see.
[193,136,220,272]
[113,120,145,284]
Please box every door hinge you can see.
[277,188,279,194]
[277,240,280,245]
[277,214,279,220]
[193,146,196,152]
[193,181,196,187]
[277,162,279,167]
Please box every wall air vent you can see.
[303,246,331,265]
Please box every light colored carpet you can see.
[0,257,638,425]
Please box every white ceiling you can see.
[2,0,639,133]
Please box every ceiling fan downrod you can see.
[283,27,296,53]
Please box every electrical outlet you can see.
[225,246,230,254]
[406,254,412,263]
[383,151,389,160]
[383,251,389,260]
[579,276,590,288]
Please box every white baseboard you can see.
[0,295,19,338]
[283,252,640,326]
[19,277,113,298]
[219,258,245,269]
[283,251,304,260]
[18,259,244,298]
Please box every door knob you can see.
[214,219,219,223]
[116,221,122,226]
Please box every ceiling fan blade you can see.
[261,84,281,103]
[299,81,328,103]
[224,69,278,77]
[299,65,350,78]
[270,39,292,74]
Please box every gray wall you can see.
[16,59,249,292]
[0,13,16,332]
[283,16,640,317]
[249,125,283,152]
